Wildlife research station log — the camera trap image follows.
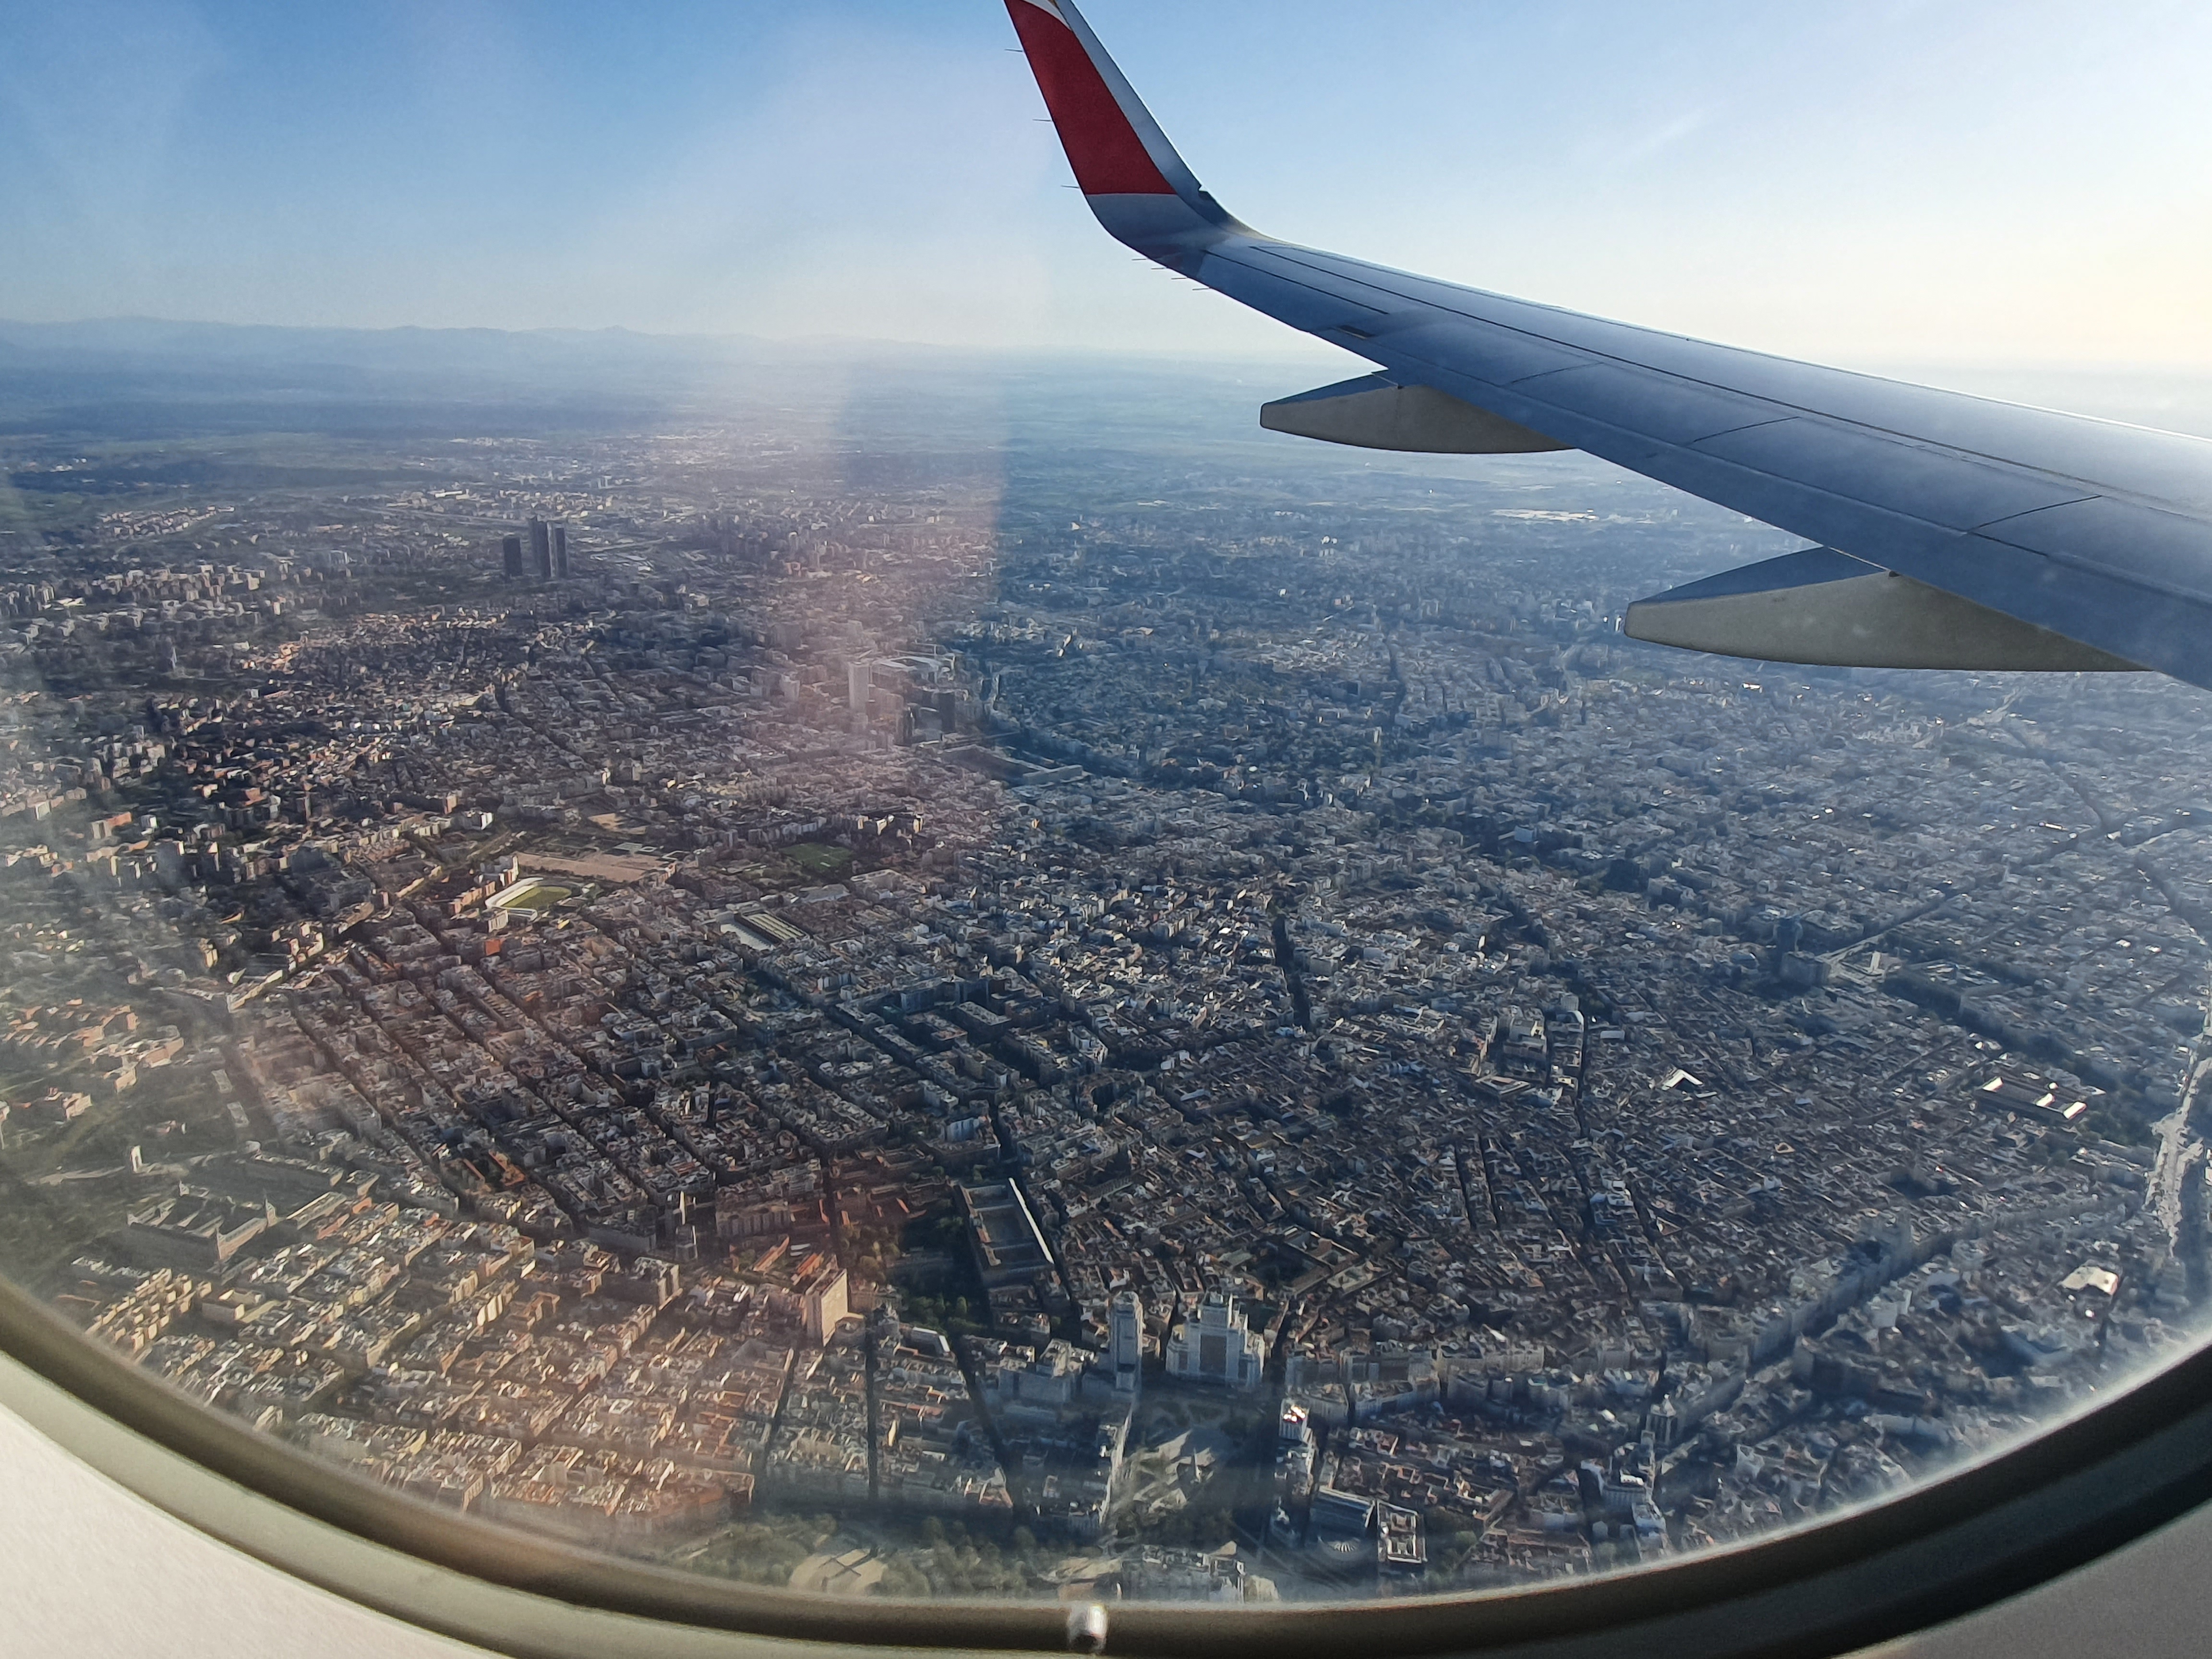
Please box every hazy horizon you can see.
[11,311,2212,384]
[10,314,2212,453]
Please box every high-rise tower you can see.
[529,517,552,580]
[552,523,569,579]
[1110,1289,1143,1395]
[501,534,524,581]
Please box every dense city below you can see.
[3,341,2211,1600]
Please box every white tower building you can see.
[1110,1289,1144,1395]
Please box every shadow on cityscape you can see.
[4,321,2212,1601]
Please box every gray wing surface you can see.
[1007,0,2212,688]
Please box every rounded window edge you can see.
[7,1270,2212,1659]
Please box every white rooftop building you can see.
[1166,1285,1268,1391]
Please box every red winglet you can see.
[1006,0,1176,196]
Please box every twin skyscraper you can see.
[501,516,569,581]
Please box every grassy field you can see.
[503,883,573,912]
[785,843,854,878]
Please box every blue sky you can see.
[2,0,2209,368]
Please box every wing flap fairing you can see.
[1624,549,2141,671]
[1261,375,1572,455]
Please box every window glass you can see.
[4,4,2211,1614]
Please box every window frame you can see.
[5,1271,2212,1658]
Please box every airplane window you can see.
[3,0,2212,1646]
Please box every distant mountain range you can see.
[0,317,950,419]
[0,316,1334,450]
[0,316,945,368]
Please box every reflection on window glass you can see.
[2,340,2206,1603]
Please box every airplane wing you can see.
[1003,0,2212,687]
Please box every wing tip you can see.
[1005,0,1177,199]
[1007,0,1255,254]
